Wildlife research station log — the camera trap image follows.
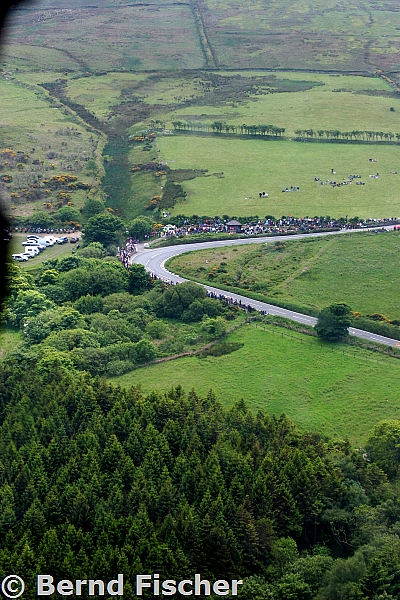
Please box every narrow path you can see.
[131,227,400,348]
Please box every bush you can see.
[198,341,243,357]
[129,263,152,294]
[56,206,81,224]
[57,256,82,272]
[38,269,59,286]
[77,242,106,259]
[43,328,100,351]
[154,281,206,319]
[71,347,109,375]
[6,290,55,327]
[59,260,129,300]
[145,319,168,339]
[102,292,152,315]
[24,307,86,344]
[28,211,54,228]
[201,316,228,339]
[366,420,400,479]
[134,339,158,363]
[181,299,205,322]
[106,360,134,377]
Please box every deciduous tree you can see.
[83,213,124,246]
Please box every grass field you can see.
[0,78,91,151]
[58,69,400,218]
[160,72,400,138]
[156,135,400,218]
[114,322,400,444]
[167,231,400,320]
[64,71,399,136]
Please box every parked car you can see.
[22,240,46,249]
[57,236,69,244]
[69,237,79,243]
[24,246,40,256]
[12,254,29,262]
[42,236,57,245]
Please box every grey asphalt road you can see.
[131,228,400,348]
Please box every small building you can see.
[226,219,242,232]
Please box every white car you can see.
[24,246,40,256]
[22,235,52,246]
[42,236,58,245]
[12,253,29,262]
[22,240,46,249]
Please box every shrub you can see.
[106,360,134,377]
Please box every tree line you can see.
[169,122,400,142]
[294,128,400,142]
[171,121,286,137]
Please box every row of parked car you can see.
[12,234,79,261]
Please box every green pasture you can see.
[156,135,400,219]
[160,72,400,138]
[114,322,400,444]
[168,231,400,320]
[0,79,76,146]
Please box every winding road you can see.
[131,227,400,348]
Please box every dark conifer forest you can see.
[2,355,400,599]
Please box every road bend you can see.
[131,228,400,348]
